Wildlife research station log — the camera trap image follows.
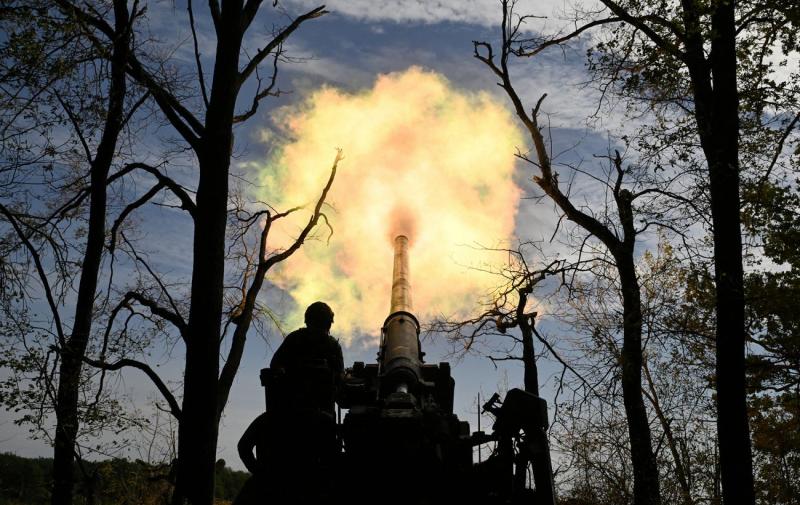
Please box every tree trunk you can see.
[517,287,539,394]
[616,250,662,505]
[172,5,242,504]
[708,134,753,505]
[51,3,129,504]
[521,327,539,394]
[709,3,754,503]
[173,153,229,505]
[684,1,755,503]
[525,90,661,505]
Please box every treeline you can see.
[0,454,247,505]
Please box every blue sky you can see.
[0,0,650,470]
[223,1,622,470]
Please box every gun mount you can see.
[254,234,556,505]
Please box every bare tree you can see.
[474,7,665,498]
[2,1,334,503]
[484,0,799,502]
[433,243,576,396]
[48,2,331,503]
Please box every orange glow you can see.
[250,67,523,344]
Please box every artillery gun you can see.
[257,235,556,504]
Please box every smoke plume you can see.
[250,67,523,344]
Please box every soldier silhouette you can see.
[270,301,344,407]
[234,302,343,504]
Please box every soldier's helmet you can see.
[305,301,334,331]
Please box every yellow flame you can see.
[250,67,523,344]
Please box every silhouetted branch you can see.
[187,0,209,108]
[108,162,196,217]
[84,356,181,420]
[263,149,341,269]
[238,5,328,84]
[126,291,187,339]
[234,46,282,124]
[0,203,66,345]
[757,110,800,187]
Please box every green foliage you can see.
[740,180,800,504]
[0,454,249,505]
[749,395,800,504]
[0,453,51,505]
[213,460,250,502]
[743,182,800,267]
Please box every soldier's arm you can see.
[237,417,261,474]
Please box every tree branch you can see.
[108,162,197,217]
[757,110,800,187]
[598,0,686,61]
[187,0,209,108]
[108,182,166,252]
[263,149,341,269]
[238,5,328,85]
[124,55,204,147]
[0,203,66,346]
[126,291,188,338]
[54,0,205,146]
[83,356,182,420]
[234,46,282,124]
[54,92,93,164]
[209,0,221,32]
[217,150,341,416]
[514,17,623,57]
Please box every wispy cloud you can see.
[283,0,577,27]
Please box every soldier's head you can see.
[305,301,334,334]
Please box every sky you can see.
[222,0,600,469]
[228,0,631,470]
[0,0,662,471]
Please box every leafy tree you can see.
[0,453,51,505]
[475,0,799,503]
[0,2,148,504]
[741,180,800,504]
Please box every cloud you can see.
[283,0,576,28]
[244,67,525,344]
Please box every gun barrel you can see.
[381,235,422,391]
[390,235,412,313]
